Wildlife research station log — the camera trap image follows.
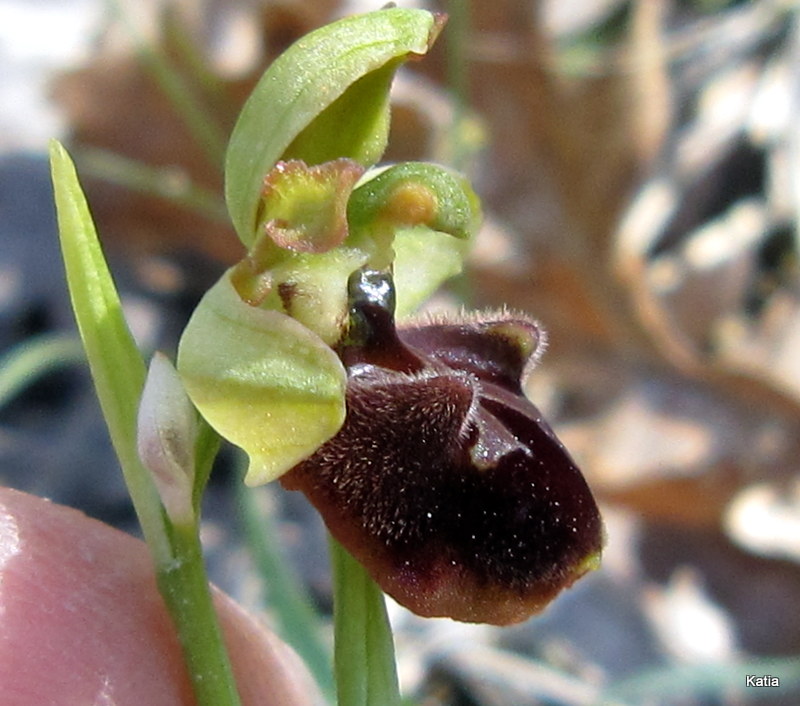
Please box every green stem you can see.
[330,537,401,706]
[157,522,242,706]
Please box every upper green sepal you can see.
[225,7,444,247]
[176,272,347,486]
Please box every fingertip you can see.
[0,488,319,706]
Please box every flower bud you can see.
[281,270,603,625]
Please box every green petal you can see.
[393,226,471,318]
[259,159,364,253]
[176,272,346,485]
[225,8,443,247]
[348,162,480,240]
[347,161,480,274]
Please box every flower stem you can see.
[330,537,401,706]
[157,521,242,706]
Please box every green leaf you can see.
[225,7,443,247]
[48,139,167,557]
[176,271,347,485]
[0,334,83,410]
[52,140,243,706]
[331,538,401,706]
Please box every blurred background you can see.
[1,0,799,704]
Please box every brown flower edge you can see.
[281,270,603,625]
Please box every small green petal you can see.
[259,159,365,253]
[176,273,346,485]
[347,162,480,282]
[349,162,480,241]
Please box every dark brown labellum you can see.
[280,269,603,624]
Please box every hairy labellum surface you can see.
[280,271,603,625]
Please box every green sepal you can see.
[394,226,471,318]
[176,272,347,486]
[281,61,397,169]
[225,8,443,247]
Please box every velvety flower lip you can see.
[281,269,603,625]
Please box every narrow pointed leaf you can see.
[49,139,166,557]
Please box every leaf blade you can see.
[49,139,166,557]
